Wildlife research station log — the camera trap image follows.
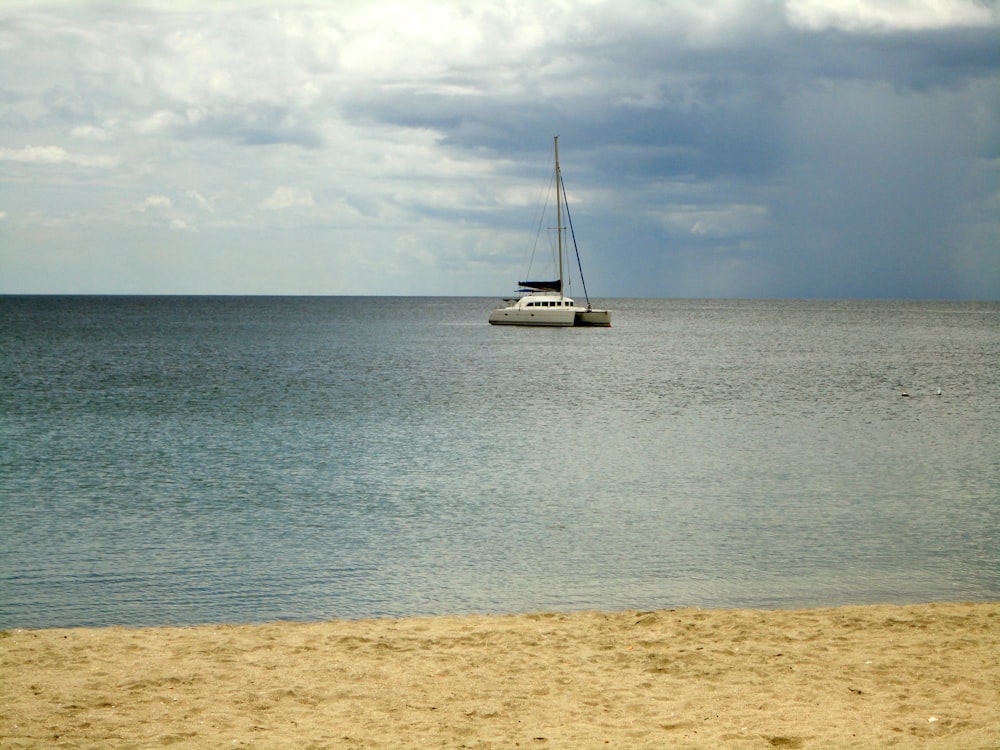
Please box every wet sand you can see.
[2,602,998,749]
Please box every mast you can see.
[554,135,564,298]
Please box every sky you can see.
[1,0,997,298]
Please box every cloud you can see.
[70,124,114,142]
[133,106,324,148]
[261,186,315,210]
[661,204,770,237]
[187,190,215,213]
[134,194,197,231]
[140,195,172,211]
[0,0,996,298]
[787,0,996,32]
[0,145,119,169]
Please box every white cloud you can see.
[261,186,315,210]
[787,0,997,31]
[70,124,114,142]
[0,145,119,169]
[140,195,173,212]
[338,1,489,77]
[133,194,197,231]
[133,110,184,135]
[188,190,215,213]
[660,204,770,237]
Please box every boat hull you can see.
[575,309,612,327]
[488,305,611,327]
[488,307,576,326]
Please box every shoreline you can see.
[3,601,998,749]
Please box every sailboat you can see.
[488,136,612,327]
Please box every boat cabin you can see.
[524,298,574,307]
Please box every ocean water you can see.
[1,296,997,629]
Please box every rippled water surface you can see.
[1,296,997,628]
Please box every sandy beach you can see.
[2,602,998,749]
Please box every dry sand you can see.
[2,602,998,749]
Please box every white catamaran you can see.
[488,137,611,327]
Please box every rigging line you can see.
[559,172,591,307]
[524,169,558,283]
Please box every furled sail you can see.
[518,279,561,293]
